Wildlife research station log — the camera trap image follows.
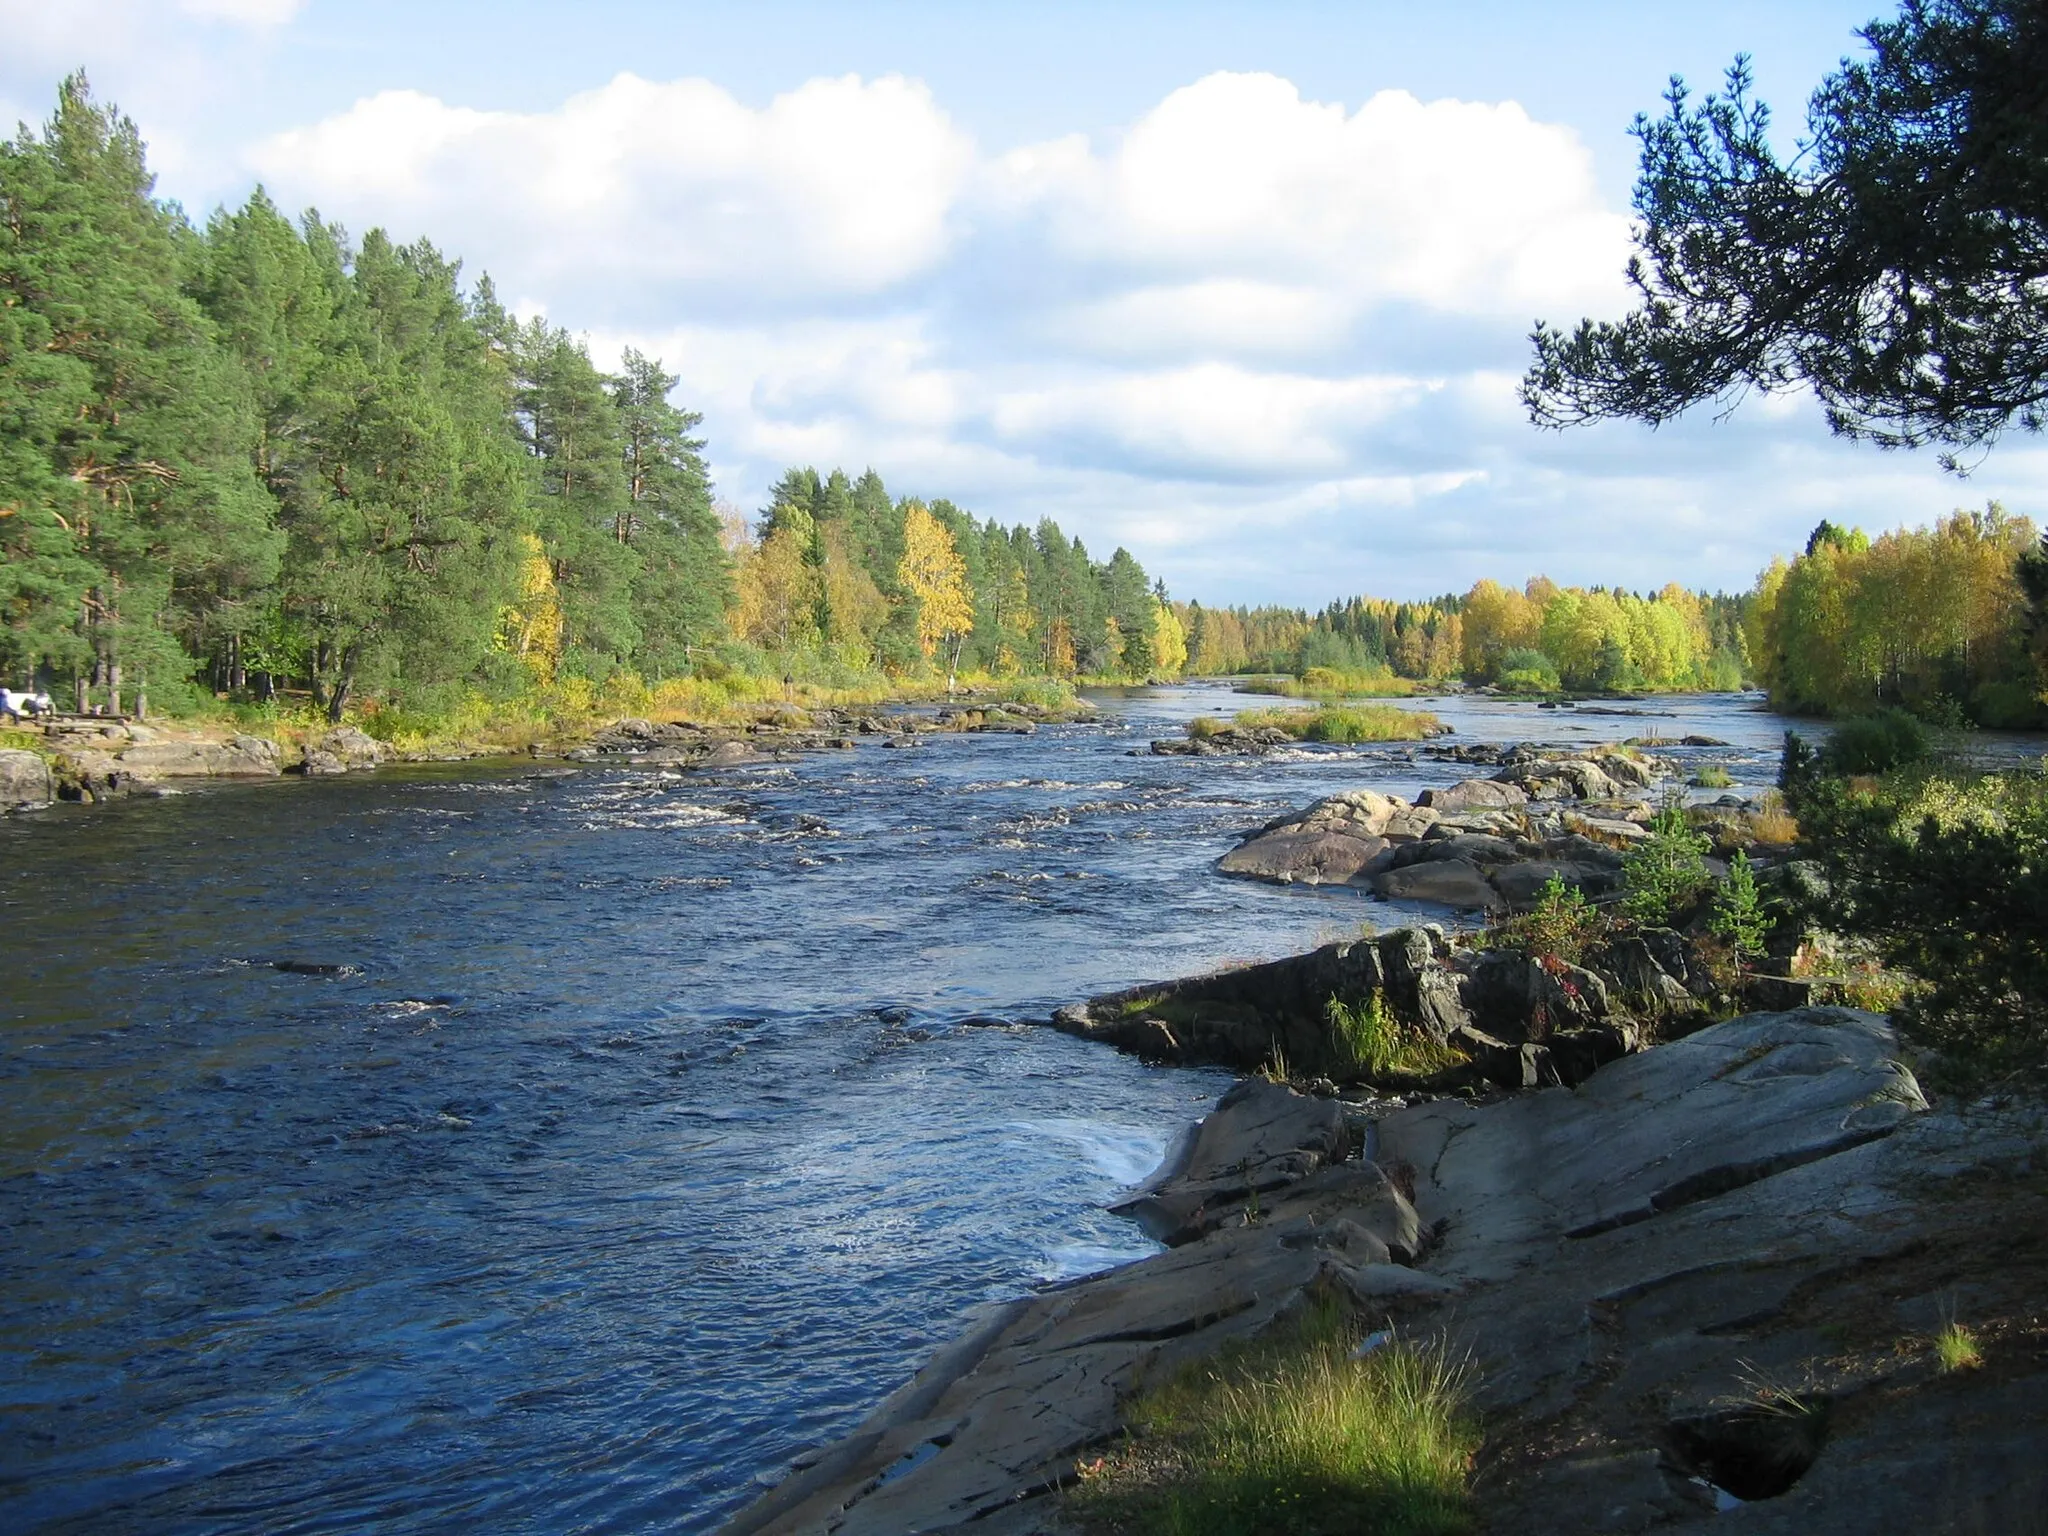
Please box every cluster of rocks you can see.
[38,722,285,803]
[723,1009,2045,1534]
[1053,923,1732,1094]
[1217,746,1699,913]
[1148,722,1300,756]
[295,725,388,776]
[578,699,1085,767]
[576,717,807,767]
[0,722,408,810]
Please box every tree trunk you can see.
[311,639,332,714]
[135,672,147,721]
[74,673,87,713]
[327,645,357,723]
[108,656,121,718]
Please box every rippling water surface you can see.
[0,687,1865,1531]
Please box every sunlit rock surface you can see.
[719,1008,2048,1535]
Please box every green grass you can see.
[0,727,52,757]
[1068,1298,1477,1536]
[1935,1320,1983,1372]
[1327,995,1467,1080]
[1690,764,1734,788]
[1216,704,1443,744]
[1238,668,1425,701]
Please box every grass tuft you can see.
[1069,1298,1477,1536]
[1935,1320,1983,1373]
[1327,995,1466,1080]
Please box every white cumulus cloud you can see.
[233,65,2040,602]
[252,72,973,307]
[179,0,304,25]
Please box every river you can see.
[0,686,1844,1532]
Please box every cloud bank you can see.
[245,67,2043,603]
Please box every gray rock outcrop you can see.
[1215,744,1694,910]
[0,748,53,811]
[298,726,387,776]
[720,1010,2043,1535]
[53,731,283,799]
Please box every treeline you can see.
[1179,582,1749,693]
[728,467,1182,682]
[0,78,1174,722]
[1749,506,2048,727]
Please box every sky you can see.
[6,0,2044,607]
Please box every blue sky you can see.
[6,1,2042,606]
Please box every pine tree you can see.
[611,347,727,673]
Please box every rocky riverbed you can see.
[0,693,1095,811]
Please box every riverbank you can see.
[721,995,2048,1534]
[0,682,1100,811]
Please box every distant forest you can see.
[1177,583,1752,694]
[6,77,2044,728]
[0,78,1178,719]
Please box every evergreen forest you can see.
[5,76,2045,733]
[0,78,1179,722]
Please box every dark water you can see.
[0,686,1944,1533]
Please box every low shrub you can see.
[1493,648,1560,693]
[1068,1297,1478,1536]
[1822,708,1929,776]
[1620,798,1713,925]
[1783,732,2048,1075]
[1689,764,1734,789]
[1502,873,1605,967]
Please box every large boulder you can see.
[1490,859,1622,906]
[1217,827,1390,885]
[110,734,281,779]
[1373,857,1505,912]
[1414,831,1522,866]
[1418,777,1528,815]
[0,748,53,810]
[1109,1078,1349,1245]
[1381,804,1441,841]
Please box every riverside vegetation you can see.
[1,77,1188,735]
[10,83,2046,759]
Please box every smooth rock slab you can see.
[1110,1078,1347,1243]
[1373,856,1506,912]
[1418,778,1529,814]
[1216,827,1390,884]
[1374,1007,1925,1282]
